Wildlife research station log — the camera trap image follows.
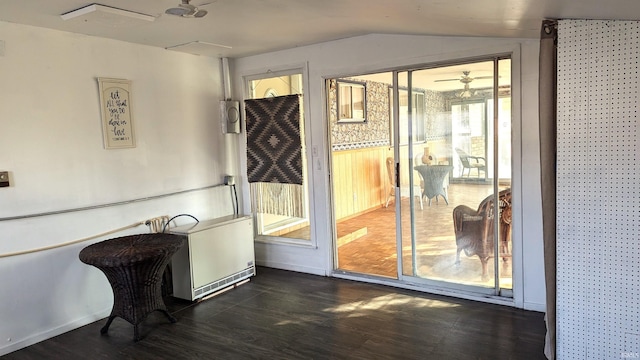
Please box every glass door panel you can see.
[401,59,512,293]
[329,74,398,278]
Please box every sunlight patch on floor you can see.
[322,293,460,317]
[337,227,368,246]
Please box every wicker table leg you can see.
[98,256,175,341]
[100,315,116,335]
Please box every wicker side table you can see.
[79,233,184,341]
[415,164,454,206]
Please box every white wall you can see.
[0,22,233,355]
[232,34,546,311]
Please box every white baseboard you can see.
[0,308,110,357]
[255,260,327,276]
[524,302,546,313]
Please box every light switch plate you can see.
[0,171,9,187]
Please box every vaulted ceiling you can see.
[1,0,639,59]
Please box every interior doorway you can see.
[328,57,513,295]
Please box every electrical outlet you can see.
[0,171,9,187]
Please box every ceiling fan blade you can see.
[434,78,462,82]
[194,9,208,17]
[472,76,494,80]
[166,7,189,16]
[166,2,196,16]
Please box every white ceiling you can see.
[2,0,640,59]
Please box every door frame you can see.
[242,64,318,249]
[326,50,524,308]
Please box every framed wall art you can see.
[98,77,136,149]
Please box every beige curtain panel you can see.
[539,19,557,360]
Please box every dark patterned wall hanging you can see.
[245,94,303,185]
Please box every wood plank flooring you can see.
[6,267,546,359]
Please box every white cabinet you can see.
[170,215,255,301]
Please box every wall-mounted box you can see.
[169,214,255,301]
[220,100,241,134]
[0,171,9,187]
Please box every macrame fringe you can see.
[250,182,305,218]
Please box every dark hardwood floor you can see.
[6,267,546,359]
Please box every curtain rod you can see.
[0,183,228,222]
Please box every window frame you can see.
[337,79,367,123]
[389,87,427,145]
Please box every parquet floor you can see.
[336,183,512,289]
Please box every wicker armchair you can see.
[452,188,512,279]
[455,148,486,178]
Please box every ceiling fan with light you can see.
[435,71,493,98]
[165,0,210,18]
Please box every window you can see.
[389,88,426,144]
[337,80,366,123]
[246,71,311,243]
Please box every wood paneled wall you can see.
[332,144,435,221]
[331,146,391,220]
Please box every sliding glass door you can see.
[396,58,512,294]
[330,57,512,296]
